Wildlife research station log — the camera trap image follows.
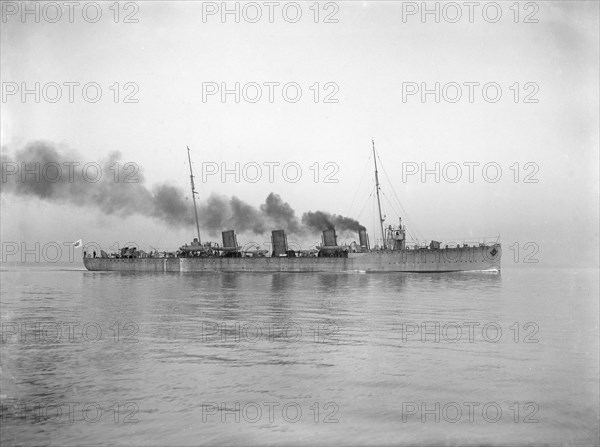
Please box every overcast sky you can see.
[1,1,598,267]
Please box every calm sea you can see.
[1,265,598,446]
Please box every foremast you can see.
[372,139,386,249]
[187,146,202,244]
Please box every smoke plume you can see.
[1,141,365,237]
[260,192,303,234]
[301,211,366,233]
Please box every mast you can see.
[372,139,386,249]
[187,146,201,244]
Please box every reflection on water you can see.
[1,267,598,446]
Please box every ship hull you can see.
[83,245,501,273]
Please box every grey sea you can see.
[1,265,598,446]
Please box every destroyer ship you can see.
[83,143,501,273]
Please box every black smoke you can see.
[1,141,365,236]
[301,211,365,233]
[260,192,303,234]
[1,141,196,226]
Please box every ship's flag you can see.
[73,239,82,248]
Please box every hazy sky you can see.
[1,1,598,267]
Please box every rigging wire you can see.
[380,190,419,244]
[346,152,374,217]
[345,145,425,246]
[355,183,375,223]
[372,186,378,247]
[376,151,425,241]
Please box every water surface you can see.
[1,266,598,445]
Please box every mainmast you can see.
[187,146,202,244]
[372,139,386,249]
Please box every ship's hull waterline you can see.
[83,245,501,273]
